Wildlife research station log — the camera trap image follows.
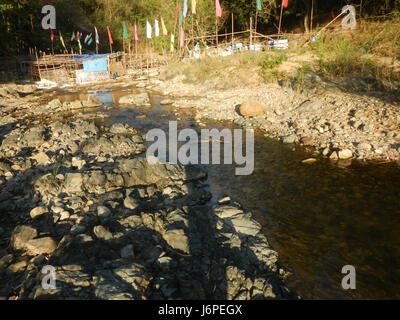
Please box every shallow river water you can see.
[57,86,400,300]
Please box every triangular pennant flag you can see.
[161,17,168,36]
[283,0,289,8]
[179,26,185,48]
[84,33,92,44]
[146,20,152,39]
[77,36,82,50]
[107,26,114,45]
[59,32,66,50]
[71,31,76,41]
[179,4,183,26]
[174,3,179,26]
[134,23,139,41]
[50,28,54,42]
[94,26,99,44]
[170,33,175,52]
[88,38,93,46]
[123,22,128,39]
[216,0,222,18]
[257,0,262,11]
[183,0,188,18]
[155,19,160,37]
[192,0,196,15]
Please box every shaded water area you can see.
[56,86,400,300]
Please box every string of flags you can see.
[50,0,290,53]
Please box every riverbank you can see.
[0,82,297,300]
[152,69,400,163]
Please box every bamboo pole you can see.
[310,0,314,35]
[231,13,234,49]
[250,17,253,47]
[278,0,284,37]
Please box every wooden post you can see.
[216,17,218,52]
[310,0,314,34]
[255,11,258,36]
[231,12,234,50]
[278,0,284,38]
[250,17,252,47]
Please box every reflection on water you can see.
[57,87,400,299]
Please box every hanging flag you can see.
[170,33,175,52]
[71,31,76,41]
[257,0,262,11]
[179,4,183,26]
[155,19,160,37]
[183,0,188,18]
[179,26,185,48]
[88,38,93,46]
[191,0,196,15]
[59,32,66,50]
[77,36,82,51]
[134,23,139,41]
[161,17,168,36]
[216,0,222,18]
[146,20,152,39]
[107,26,114,45]
[123,22,128,40]
[84,33,92,44]
[174,3,179,25]
[50,28,54,42]
[283,0,289,8]
[94,26,99,44]
[77,31,80,41]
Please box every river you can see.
[57,85,400,299]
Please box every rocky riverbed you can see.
[0,82,296,300]
[153,72,400,162]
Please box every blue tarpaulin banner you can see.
[70,54,108,72]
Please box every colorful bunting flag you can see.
[161,17,168,36]
[59,32,66,50]
[179,26,185,48]
[88,38,93,46]
[146,20,152,39]
[50,28,54,42]
[71,31,76,41]
[191,0,196,15]
[134,23,139,41]
[257,0,262,11]
[170,33,175,52]
[107,26,114,45]
[155,19,160,37]
[216,0,222,18]
[183,0,188,18]
[77,36,82,50]
[123,22,128,39]
[179,4,183,26]
[174,3,179,25]
[283,0,289,8]
[84,33,92,44]
[94,26,99,44]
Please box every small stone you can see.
[160,99,173,105]
[70,100,83,109]
[31,152,51,165]
[7,260,28,273]
[302,158,317,164]
[97,206,111,220]
[281,135,296,144]
[59,211,70,221]
[329,151,339,160]
[30,206,48,219]
[121,244,134,258]
[70,225,86,235]
[358,143,372,151]
[124,197,139,210]
[239,101,268,118]
[11,225,38,251]
[300,136,315,146]
[338,149,353,159]
[93,225,112,240]
[25,237,58,256]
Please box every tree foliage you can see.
[1,0,399,55]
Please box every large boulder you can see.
[239,101,268,118]
[10,225,38,251]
